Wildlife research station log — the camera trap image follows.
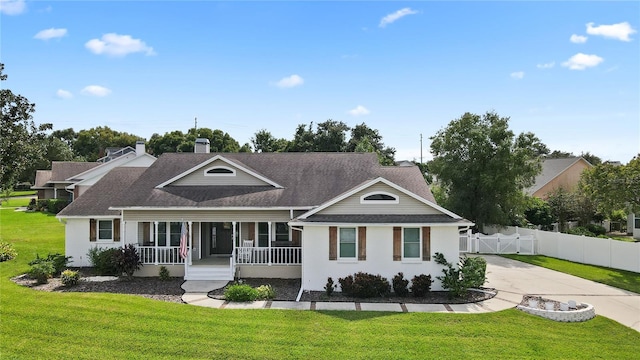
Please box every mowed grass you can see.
[1,211,639,359]
[501,254,640,294]
[0,197,32,208]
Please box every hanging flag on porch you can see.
[179,221,189,259]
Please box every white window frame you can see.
[275,222,290,242]
[360,191,399,204]
[338,227,358,261]
[204,166,236,177]
[97,220,113,242]
[402,227,421,262]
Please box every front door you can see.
[202,222,233,256]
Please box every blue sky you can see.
[2,0,638,163]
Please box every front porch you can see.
[127,220,302,280]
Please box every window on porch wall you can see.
[275,222,289,241]
[170,222,181,246]
[158,222,167,246]
[258,222,269,247]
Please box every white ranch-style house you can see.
[57,139,473,291]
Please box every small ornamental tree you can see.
[112,244,142,280]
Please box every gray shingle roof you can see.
[33,170,52,188]
[58,167,147,216]
[297,214,467,224]
[50,161,101,182]
[526,157,586,195]
[110,152,436,208]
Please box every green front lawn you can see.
[8,190,37,197]
[1,211,639,359]
[0,197,32,208]
[501,254,640,294]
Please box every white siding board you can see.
[172,159,270,186]
[318,183,441,215]
[123,210,291,222]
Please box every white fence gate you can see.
[460,229,536,255]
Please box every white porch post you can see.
[154,221,159,265]
[232,221,237,249]
[53,187,58,199]
[268,221,272,266]
[122,220,126,248]
[188,221,193,265]
[198,222,202,260]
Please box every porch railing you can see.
[136,246,185,265]
[235,246,301,265]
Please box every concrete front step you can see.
[185,266,234,281]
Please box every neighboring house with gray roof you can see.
[32,142,156,201]
[58,144,473,292]
[526,157,592,199]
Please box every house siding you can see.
[302,225,459,291]
[123,209,292,222]
[66,218,122,267]
[534,159,591,199]
[172,159,271,186]
[317,183,440,215]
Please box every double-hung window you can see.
[403,228,421,259]
[98,220,113,241]
[339,227,357,259]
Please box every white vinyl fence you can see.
[480,225,640,273]
[460,230,536,255]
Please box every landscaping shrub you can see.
[112,244,142,279]
[47,199,69,214]
[434,252,487,298]
[29,253,70,276]
[567,226,595,237]
[28,262,55,284]
[256,285,276,300]
[586,224,606,236]
[35,199,48,212]
[87,247,119,276]
[338,275,354,295]
[61,269,80,287]
[461,256,487,289]
[159,266,170,280]
[392,272,409,297]
[27,198,36,211]
[324,277,336,297]
[0,242,17,262]
[224,283,258,302]
[410,274,433,297]
[340,272,390,298]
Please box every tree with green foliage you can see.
[523,196,553,229]
[251,129,289,152]
[579,155,640,216]
[347,123,396,165]
[73,126,142,161]
[149,128,242,156]
[429,111,546,227]
[0,63,52,191]
[546,187,577,232]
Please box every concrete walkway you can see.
[181,255,639,332]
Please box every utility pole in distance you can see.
[420,133,423,164]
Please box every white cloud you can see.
[510,71,524,80]
[379,8,418,28]
[586,22,637,42]
[34,28,67,40]
[81,85,111,97]
[275,74,304,88]
[570,34,588,43]
[56,89,73,99]
[85,33,156,57]
[0,0,26,15]
[536,62,555,69]
[562,53,604,70]
[347,105,370,117]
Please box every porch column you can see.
[198,222,202,260]
[268,221,272,266]
[122,220,126,248]
[232,221,237,251]
[188,221,193,265]
[154,221,159,265]
[53,187,58,199]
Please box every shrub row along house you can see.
[57,139,473,292]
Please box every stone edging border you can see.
[516,303,596,322]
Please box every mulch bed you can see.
[12,270,496,305]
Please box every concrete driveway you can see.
[482,255,640,332]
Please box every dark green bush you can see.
[87,247,119,276]
[586,224,606,236]
[29,253,70,276]
[35,199,48,212]
[338,275,354,295]
[159,266,170,280]
[256,285,276,300]
[224,283,258,302]
[47,199,69,214]
[340,272,390,298]
[392,272,409,297]
[61,269,80,287]
[27,198,36,211]
[461,256,487,289]
[567,226,596,237]
[434,253,487,298]
[112,244,142,279]
[28,262,55,284]
[410,274,433,297]
[324,277,336,297]
[0,242,17,262]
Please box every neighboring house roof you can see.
[57,167,148,217]
[526,157,591,196]
[108,152,436,209]
[50,162,101,182]
[33,170,52,188]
